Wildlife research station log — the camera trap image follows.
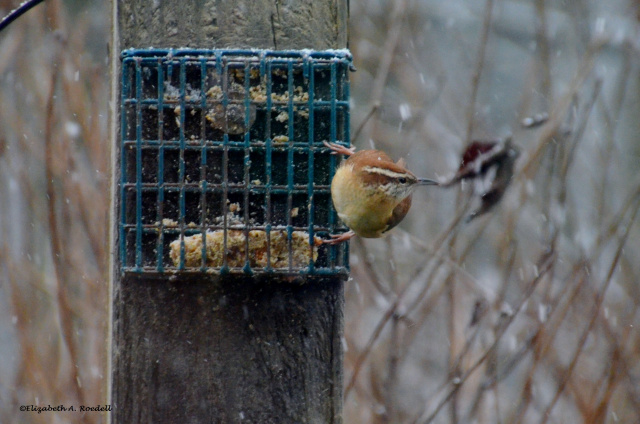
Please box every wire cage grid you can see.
[119,49,351,277]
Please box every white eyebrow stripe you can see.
[362,166,410,179]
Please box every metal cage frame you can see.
[119,49,351,277]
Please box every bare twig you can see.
[538,197,640,424]
[415,250,554,424]
[464,0,494,144]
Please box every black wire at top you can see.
[0,0,47,34]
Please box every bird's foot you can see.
[323,141,356,156]
[323,230,356,245]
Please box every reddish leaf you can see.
[460,141,498,170]
[443,137,520,221]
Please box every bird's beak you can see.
[417,178,439,186]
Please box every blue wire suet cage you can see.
[119,49,351,277]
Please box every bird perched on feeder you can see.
[323,141,439,244]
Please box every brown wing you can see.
[383,194,412,233]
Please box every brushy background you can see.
[1,0,639,423]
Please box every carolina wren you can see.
[323,141,438,244]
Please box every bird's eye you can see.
[399,177,407,184]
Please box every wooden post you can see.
[109,1,348,423]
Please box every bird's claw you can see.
[323,230,356,245]
[323,141,356,156]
